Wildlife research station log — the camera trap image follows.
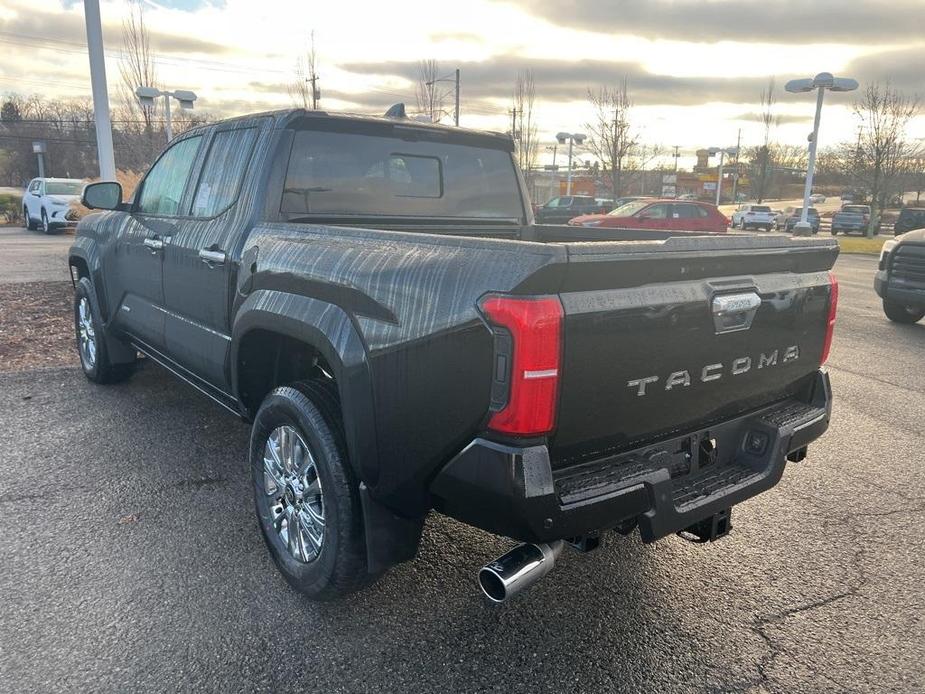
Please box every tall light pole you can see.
[83,0,116,180]
[708,146,738,206]
[556,132,585,195]
[136,87,197,142]
[786,71,858,235]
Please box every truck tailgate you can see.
[548,235,839,465]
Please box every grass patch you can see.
[837,236,888,255]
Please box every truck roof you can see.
[184,107,514,149]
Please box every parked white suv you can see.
[730,203,775,231]
[22,178,84,233]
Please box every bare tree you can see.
[585,79,637,197]
[289,31,320,110]
[512,69,538,180]
[415,60,445,122]
[119,0,158,131]
[752,77,777,203]
[849,82,921,236]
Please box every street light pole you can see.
[556,132,586,196]
[796,86,826,231]
[786,72,859,235]
[715,150,726,206]
[83,0,116,180]
[136,87,197,143]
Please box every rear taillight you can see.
[480,295,563,436]
[821,272,838,364]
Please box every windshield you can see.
[793,208,819,216]
[45,181,83,195]
[751,205,771,212]
[843,206,869,214]
[608,200,650,217]
[281,128,522,220]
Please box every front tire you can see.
[24,206,36,230]
[41,209,51,234]
[74,278,135,384]
[883,299,925,324]
[251,379,372,600]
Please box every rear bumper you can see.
[431,370,832,544]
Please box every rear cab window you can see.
[281,122,523,221]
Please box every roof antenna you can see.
[384,103,407,119]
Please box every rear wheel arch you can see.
[231,293,379,485]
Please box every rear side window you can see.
[137,136,202,215]
[190,128,258,217]
[281,129,522,219]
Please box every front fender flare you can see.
[231,290,379,485]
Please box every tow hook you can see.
[677,508,733,543]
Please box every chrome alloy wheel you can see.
[77,297,97,369]
[263,425,325,563]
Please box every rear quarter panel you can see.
[236,224,563,510]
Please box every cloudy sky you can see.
[1,0,923,167]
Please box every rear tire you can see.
[251,379,373,600]
[883,299,925,324]
[74,278,135,384]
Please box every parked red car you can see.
[568,199,729,234]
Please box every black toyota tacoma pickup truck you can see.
[70,109,839,602]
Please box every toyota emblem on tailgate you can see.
[712,292,761,334]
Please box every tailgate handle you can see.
[712,292,761,334]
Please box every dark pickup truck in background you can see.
[70,109,839,602]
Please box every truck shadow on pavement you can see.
[1,361,768,692]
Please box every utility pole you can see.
[426,70,459,125]
[454,68,460,126]
[673,145,680,173]
[309,73,319,110]
[83,0,116,180]
[730,128,742,202]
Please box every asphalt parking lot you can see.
[1,227,923,692]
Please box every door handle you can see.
[143,237,165,252]
[199,249,226,266]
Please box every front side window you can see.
[641,204,670,219]
[609,200,649,217]
[190,128,258,217]
[281,128,522,220]
[137,136,202,216]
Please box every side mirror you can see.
[82,181,123,210]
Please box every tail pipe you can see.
[477,541,564,603]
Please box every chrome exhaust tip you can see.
[478,541,564,603]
